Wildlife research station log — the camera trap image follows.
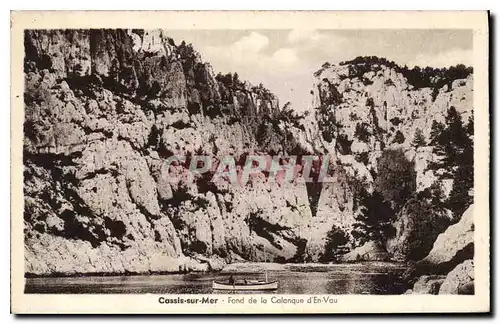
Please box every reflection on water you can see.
[25,262,408,294]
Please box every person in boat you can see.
[228,275,235,285]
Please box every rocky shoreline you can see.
[404,204,475,294]
[25,202,473,296]
[25,260,408,278]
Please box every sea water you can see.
[25,262,409,294]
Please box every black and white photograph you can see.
[10,10,490,314]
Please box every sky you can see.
[165,29,472,111]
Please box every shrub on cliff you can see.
[336,134,353,155]
[354,152,369,165]
[374,148,416,210]
[315,104,337,143]
[275,102,305,130]
[339,56,472,91]
[177,41,198,73]
[321,225,349,262]
[215,72,246,91]
[351,190,395,246]
[354,123,371,143]
[390,117,403,126]
[392,130,406,144]
[146,124,161,149]
[215,72,234,88]
[24,73,53,108]
[387,197,452,261]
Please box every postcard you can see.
[11,10,490,314]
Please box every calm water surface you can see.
[25,262,409,294]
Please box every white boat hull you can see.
[212,280,278,291]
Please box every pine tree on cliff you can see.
[429,120,445,146]
[412,128,427,147]
[429,107,463,176]
[445,116,474,216]
[351,190,395,245]
[374,148,416,210]
[177,41,197,73]
[232,72,240,88]
[147,124,161,148]
[428,107,474,216]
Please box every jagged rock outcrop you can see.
[417,204,474,274]
[405,205,474,294]
[386,199,453,261]
[404,275,445,294]
[439,260,474,294]
[340,241,391,262]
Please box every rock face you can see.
[418,204,474,274]
[23,29,326,275]
[405,275,446,294]
[24,31,474,276]
[439,260,474,294]
[340,241,391,262]
[406,205,474,294]
[386,199,453,261]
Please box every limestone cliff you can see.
[308,57,473,258]
[310,58,472,195]
[24,29,324,275]
[23,31,474,276]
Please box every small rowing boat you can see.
[213,243,278,291]
[212,279,278,291]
